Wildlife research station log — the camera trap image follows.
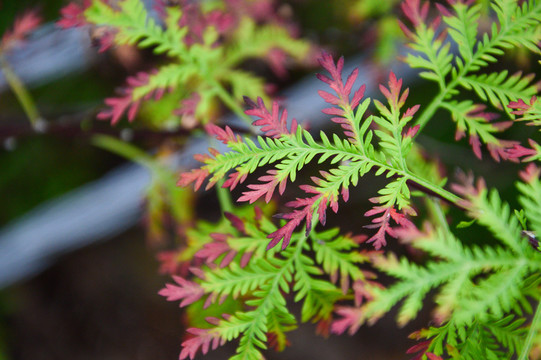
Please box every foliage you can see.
[59,0,310,127]
[47,0,541,359]
[160,207,369,359]
[400,0,541,160]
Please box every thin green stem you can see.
[413,89,447,136]
[0,53,41,126]
[426,198,451,234]
[211,80,254,126]
[406,171,462,208]
[216,178,234,214]
[518,300,541,360]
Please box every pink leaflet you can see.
[506,140,539,162]
[379,72,407,110]
[401,0,430,28]
[178,168,210,191]
[158,275,205,307]
[205,124,241,144]
[365,206,414,249]
[508,96,536,115]
[2,10,42,50]
[330,306,364,336]
[316,52,366,144]
[399,0,440,41]
[267,192,323,250]
[97,71,164,125]
[195,238,232,264]
[519,163,540,184]
[57,3,89,28]
[222,171,248,190]
[244,97,297,138]
[406,340,444,360]
[174,93,201,117]
[180,327,224,360]
[224,212,246,233]
[237,170,286,204]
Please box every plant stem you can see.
[518,301,541,360]
[212,82,254,126]
[413,89,446,136]
[407,172,463,209]
[216,178,233,214]
[426,198,450,233]
[0,53,41,126]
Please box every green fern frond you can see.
[160,207,367,359]
[367,179,541,328]
[459,71,537,114]
[82,0,310,126]
[406,0,541,156]
[444,1,480,63]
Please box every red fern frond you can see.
[330,306,364,335]
[267,193,321,250]
[159,275,205,307]
[365,205,414,249]
[2,10,42,50]
[400,0,430,28]
[178,168,210,191]
[222,170,248,190]
[399,0,440,40]
[180,327,224,360]
[57,1,91,29]
[508,96,536,115]
[237,170,286,204]
[244,97,297,138]
[97,71,165,125]
[380,72,408,110]
[205,124,242,144]
[195,234,237,268]
[317,51,366,144]
[504,139,541,161]
[519,163,540,184]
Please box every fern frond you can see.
[441,100,510,160]
[181,63,460,250]
[366,181,541,328]
[459,71,537,115]
[517,164,541,238]
[410,315,527,359]
[161,211,366,359]
[443,1,480,64]
[81,0,310,125]
[509,95,541,129]
[404,0,541,157]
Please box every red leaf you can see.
[365,206,413,249]
[508,96,536,115]
[222,171,248,190]
[401,0,430,28]
[316,51,367,144]
[159,275,204,307]
[57,0,92,29]
[178,168,210,191]
[237,170,285,204]
[97,71,162,124]
[205,124,241,144]
[330,306,364,335]
[2,10,42,50]
[195,237,231,264]
[180,327,223,360]
[244,97,297,138]
[519,163,540,184]
[267,192,323,250]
